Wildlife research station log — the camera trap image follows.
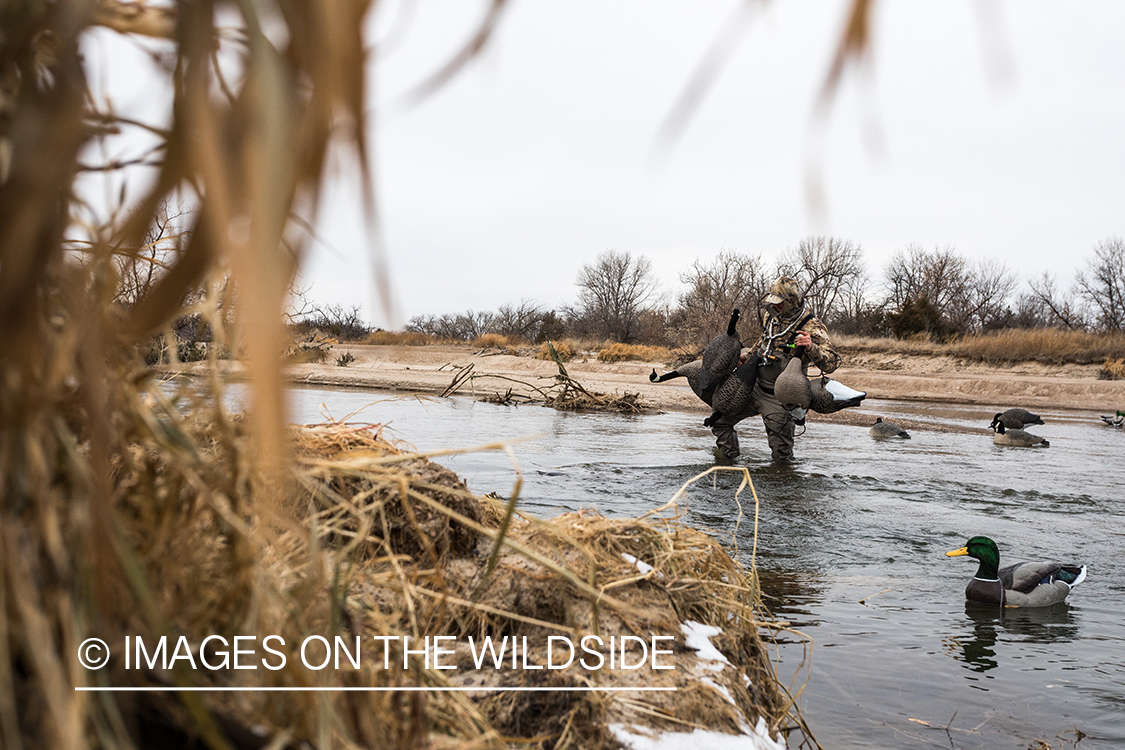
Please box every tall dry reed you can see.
[0,2,837,747]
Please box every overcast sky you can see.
[92,1,1125,329]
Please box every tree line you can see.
[401,236,1124,350]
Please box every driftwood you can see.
[442,341,650,413]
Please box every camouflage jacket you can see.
[751,309,841,380]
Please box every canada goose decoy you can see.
[992,421,1049,447]
[650,360,703,397]
[651,360,737,427]
[990,409,1044,430]
[698,309,742,403]
[869,417,909,438]
[946,536,1086,607]
[809,376,866,414]
[773,356,812,409]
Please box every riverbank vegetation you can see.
[387,238,1125,361]
[0,5,798,748]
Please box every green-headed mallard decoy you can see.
[946,536,1086,607]
[869,417,909,439]
[992,421,1049,447]
[1098,410,1124,428]
[990,409,1044,430]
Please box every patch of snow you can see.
[610,718,785,750]
[621,552,663,578]
[621,552,653,575]
[681,620,731,670]
[701,677,735,706]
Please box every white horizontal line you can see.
[75,686,677,693]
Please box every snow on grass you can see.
[610,717,786,750]
[680,620,731,670]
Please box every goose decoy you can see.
[650,360,703,398]
[698,309,742,405]
[869,417,909,438]
[946,536,1086,607]
[809,377,866,414]
[992,421,1049,447]
[708,361,756,424]
[990,409,1044,430]
[773,356,812,410]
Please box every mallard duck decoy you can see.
[869,417,909,438]
[990,409,1044,430]
[1098,410,1125,428]
[992,421,1049,447]
[946,536,1086,607]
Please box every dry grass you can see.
[367,330,443,346]
[1100,357,1125,381]
[0,3,812,747]
[472,333,512,349]
[597,343,676,363]
[837,329,1125,365]
[537,339,579,361]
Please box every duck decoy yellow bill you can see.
[946,547,969,557]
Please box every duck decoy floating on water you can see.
[946,536,1086,607]
[869,417,910,439]
[1098,410,1125,428]
[990,409,1044,430]
[992,421,1049,447]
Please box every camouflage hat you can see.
[763,276,803,307]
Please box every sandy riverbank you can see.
[168,343,1125,435]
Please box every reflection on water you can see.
[945,604,1079,674]
[228,385,1125,749]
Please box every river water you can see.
[247,384,1124,749]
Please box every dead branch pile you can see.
[442,342,651,414]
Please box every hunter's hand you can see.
[795,331,812,349]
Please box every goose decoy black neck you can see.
[727,308,740,336]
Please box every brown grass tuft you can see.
[597,343,675,363]
[537,339,578,361]
[366,330,441,346]
[1100,357,1125,380]
[472,333,511,349]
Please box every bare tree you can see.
[1075,237,1125,331]
[492,299,545,341]
[112,201,193,309]
[573,250,658,342]
[673,250,766,348]
[778,236,866,324]
[410,310,496,340]
[883,244,969,322]
[959,258,1019,331]
[1026,272,1086,330]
